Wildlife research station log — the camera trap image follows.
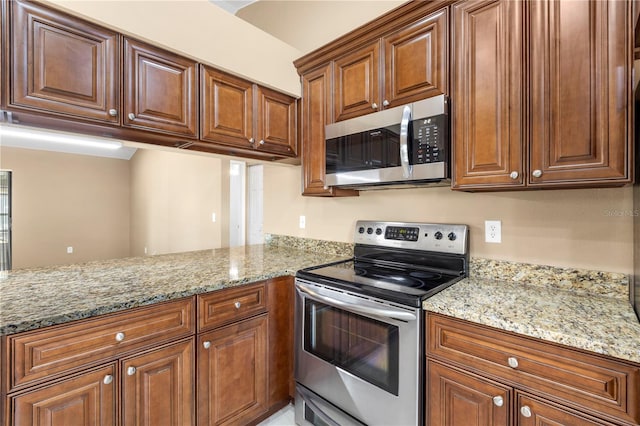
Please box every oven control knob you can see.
[375,228,382,235]
[358,226,365,234]
[367,227,374,235]
[434,231,443,240]
[447,232,457,241]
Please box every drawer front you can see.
[198,282,267,331]
[427,313,640,425]
[8,297,195,392]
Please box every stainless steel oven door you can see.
[294,278,422,426]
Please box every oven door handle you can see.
[399,104,412,179]
[296,281,417,322]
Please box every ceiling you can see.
[209,0,257,14]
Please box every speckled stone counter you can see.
[424,259,640,365]
[0,244,348,336]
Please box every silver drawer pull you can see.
[234,301,241,309]
[128,113,136,120]
[108,109,118,117]
[507,357,519,368]
[103,375,113,385]
[115,332,125,342]
[203,341,211,349]
[520,406,532,418]
[532,169,542,178]
[509,171,519,180]
[492,396,504,407]
[127,366,136,376]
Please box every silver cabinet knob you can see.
[103,375,113,385]
[108,109,118,117]
[203,341,211,349]
[249,137,255,144]
[492,396,504,407]
[382,100,390,107]
[520,406,532,418]
[371,103,378,109]
[115,332,125,342]
[234,301,241,309]
[128,113,136,120]
[127,366,136,376]
[507,357,519,368]
[509,171,519,180]
[259,140,265,145]
[532,169,543,178]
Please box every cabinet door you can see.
[122,339,194,426]
[333,41,380,121]
[197,314,268,426]
[451,0,524,190]
[10,1,119,123]
[517,393,613,426]
[11,365,116,426]
[200,66,254,149]
[384,8,448,108]
[427,360,510,426]
[123,38,197,137]
[255,86,297,157]
[301,65,358,197]
[529,0,631,186]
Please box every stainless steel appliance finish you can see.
[324,95,449,190]
[295,221,469,426]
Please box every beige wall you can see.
[263,164,634,274]
[130,149,223,256]
[44,0,302,96]
[0,147,131,268]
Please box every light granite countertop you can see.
[0,244,347,336]
[424,259,640,365]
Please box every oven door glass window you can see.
[303,299,399,395]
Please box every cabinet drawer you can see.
[198,282,267,331]
[427,313,640,425]
[7,297,194,392]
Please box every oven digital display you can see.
[385,226,419,241]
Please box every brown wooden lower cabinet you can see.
[197,314,268,426]
[516,393,615,426]
[122,338,194,426]
[11,364,117,426]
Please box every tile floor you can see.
[257,404,295,426]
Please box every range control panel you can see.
[354,221,468,255]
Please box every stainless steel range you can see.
[294,221,469,426]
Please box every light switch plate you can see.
[299,215,306,229]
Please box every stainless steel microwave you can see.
[325,95,449,189]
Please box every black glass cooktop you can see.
[297,259,463,307]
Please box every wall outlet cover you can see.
[485,220,502,243]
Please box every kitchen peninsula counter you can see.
[0,244,348,336]
[424,259,640,365]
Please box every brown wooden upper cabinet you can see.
[453,0,633,191]
[9,0,120,124]
[123,38,198,138]
[333,8,448,122]
[200,66,297,157]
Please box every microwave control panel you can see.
[412,114,448,165]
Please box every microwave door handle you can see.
[399,105,412,179]
[296,282,416,322]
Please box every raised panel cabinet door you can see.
[333,40,380,121]
[451,0,524,190]
[10,1,119,123]
[197,314,268,426]
[427,360,510,426]
[529,0,632,185]
[384,8,448,108]
[255,86,297,157]
[517,393,614,426]
[122,339,195,426]
[200,66,254,149]
[11,364,116,426]
[123,38,197,137]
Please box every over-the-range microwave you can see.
[325,94,449,190]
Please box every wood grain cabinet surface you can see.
[123,38,198,138]
[426,313,640,426]
[9,0,119,124]
[198,281,267,332]
[453,0,633,191]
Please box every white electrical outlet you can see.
[485,220,502,243]
[66,246,73,254]
[299,215,306,229]
[211,212,216,222]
